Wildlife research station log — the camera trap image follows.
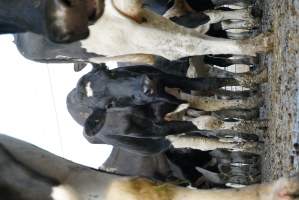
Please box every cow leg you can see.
[203,55,257,67]
[226,28,254,40]
[213,108,259,120]
[213,90,253,99]
[162,75,239,91]
[211,0,253,7]
[221,19,257,30]
[211,67,268,87]
[166,135,260,153]
[186,108,258,120]
[166,88,262,111]
[203,8,255,25]
[184,115,267,132]
[89,54,156,65]
[188,61,267,88]
[234,68,268,88]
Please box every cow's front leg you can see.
[166,135,260,153]
[166,88,262,111]
[184,115,267,132]
[239,32,274,55]
[203,8,256,26]
[221,19,257,30]
[188,63,267,88]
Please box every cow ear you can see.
[74,63,87,72]
[83,109,106,144]
[91,63,107,72]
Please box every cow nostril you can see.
[61,34,72,42]
[88,9,97,22]
[59,0,72,7]
[54,30,89,43]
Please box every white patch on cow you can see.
[99,166,118,173]
[85,82,93,97]
[55,55,70,59]
[225,183,246,188]
[51,185,80,200]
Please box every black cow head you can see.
[0,0,104,43]
[72,66,183,111]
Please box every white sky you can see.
[0,34,112,168]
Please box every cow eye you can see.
[106,102,114,109]
[143,85,154,96]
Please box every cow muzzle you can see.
[45,0,104,43]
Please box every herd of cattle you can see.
[1,0,299,199]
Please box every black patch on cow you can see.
[206,22,228,38]
[143,0,174,15]
[166,148,214,185]
[0,144,60,200]
[170,13,210,28]
[14,33,99,63]
[186,0,215,12]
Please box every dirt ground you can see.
[255,0,299,181]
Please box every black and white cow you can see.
[1,134,298,200]
[66,63,264,155]
[1,0,105,43]
[14,0,270,65]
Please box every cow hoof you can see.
[271,175,299,200]
[253,32,274,53]
[234,72,256,88]
[234,68,268,88]
[232,141,263,154]
[240,32,274,55]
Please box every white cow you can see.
[81,0,272,64]
[0,134,298,200]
